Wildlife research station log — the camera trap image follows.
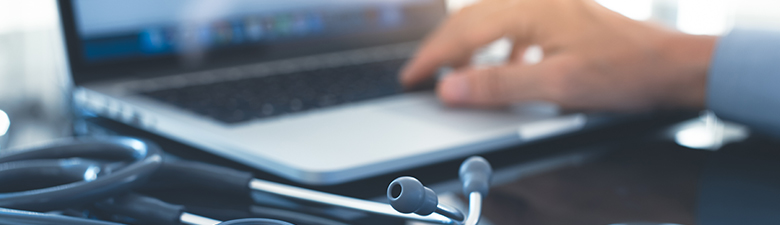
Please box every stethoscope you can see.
[0,136,490,225]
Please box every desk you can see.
[482,138,706,225]
[81,111,763,225]
[70,112,780,225]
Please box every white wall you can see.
[0,0,59,34]
[444,0,780,35]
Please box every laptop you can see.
[58,0,588,185]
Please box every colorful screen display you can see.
[72,0,442,62]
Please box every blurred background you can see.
[1,0,779,149]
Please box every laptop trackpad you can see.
[379,94,561,133]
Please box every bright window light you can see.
[0,110,8,137]
[677,0,731,35]
[0,0,58,34]
[596,0,653,21]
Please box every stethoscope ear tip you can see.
[459,156,493,197]
[387,176,438,215]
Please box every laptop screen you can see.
[59,0,446,84]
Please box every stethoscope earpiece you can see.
[459,156,493,198]
[387,176,438,215]
[386,156,493,224]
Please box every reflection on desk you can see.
[481,141,706,225]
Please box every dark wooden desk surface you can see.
[482,142,707,225]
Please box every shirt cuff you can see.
[708,29,780,137]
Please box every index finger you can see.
[400,1,527,87]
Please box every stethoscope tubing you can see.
[0,137,479,225]
[0,137,295,225]
[0,137,162,211]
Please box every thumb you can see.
[437,64,548,106]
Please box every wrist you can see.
[659,33,718,110]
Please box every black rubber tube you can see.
[150,160,254,195]
[0,137,162,211]
[94,193,184,225]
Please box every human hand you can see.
[401,0,717,111]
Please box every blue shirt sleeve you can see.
[708,29,780,137]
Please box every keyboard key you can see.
[143,58,408,124]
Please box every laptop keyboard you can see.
[142,58,408,124]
